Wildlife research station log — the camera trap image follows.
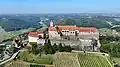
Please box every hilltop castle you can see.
[49,21,99,40]
[28,21,100,51]
[48,21,100,51]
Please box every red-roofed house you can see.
[28,31,45,45]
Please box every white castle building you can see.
[49,21,99,40]
[48,21,100,51]
[28,21,100,51]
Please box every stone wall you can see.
[50,39,100,51]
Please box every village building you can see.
[28,31,45,45]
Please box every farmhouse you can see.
[28,31,45,45]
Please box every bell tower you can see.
[50,20,53,27]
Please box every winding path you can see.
[0,51,20,65]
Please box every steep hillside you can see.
[0,26,9,42]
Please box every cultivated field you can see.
[53,52,113,67]
[54,52,80,67]
[5,52,113,67]
[78,53,112,67]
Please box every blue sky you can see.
[0,0,120,14]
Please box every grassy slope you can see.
[8,28,36,38]
[8,52,113,67]
[0,27,36,43]
[99,28,113,36]
[17,51,54,65]
[0,26,10,42]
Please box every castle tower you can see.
[50,20,53,27]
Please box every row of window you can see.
[62,31,75,34]
[61,31,95,33]
[54,31,96,35]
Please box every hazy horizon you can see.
[0,0,120,14]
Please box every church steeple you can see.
[50,20,53,26]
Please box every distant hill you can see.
[44,16,120,29]
[52,18,111,29]
[0,16,40,32]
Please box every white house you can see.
[28,31,45,45]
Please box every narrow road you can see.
[0,51,20,65]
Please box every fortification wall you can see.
[50,39,100,51]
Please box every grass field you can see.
[17,51,54,65]
[5,60,54,67]
[8,28,36,38]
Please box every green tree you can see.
[65,19,75,25]
[53,43,58,52]
[29,42,38,54]
[42,39,55,54]
[64,45,72,52]
[48,46,55,54]
[100,42,120,57]
[58,43,64,52]
[43,43,49,54]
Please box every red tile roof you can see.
[49,26,97,32]
[28,32,43,37]
[58,26,76,31]
[78,27,97,32]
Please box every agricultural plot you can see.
[54,53,80,67]
[54,52,113,67]
[78,53,112,67]
[5,52,113,67]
